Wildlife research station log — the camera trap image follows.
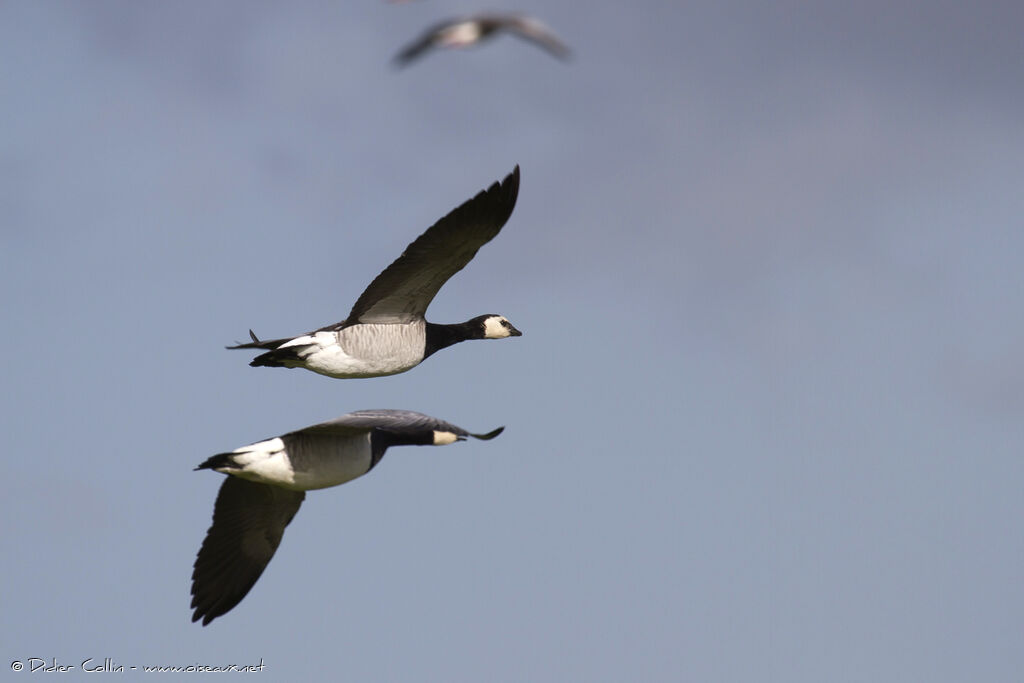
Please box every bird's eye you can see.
[501,320,511,328]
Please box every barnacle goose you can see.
[190,409,503,625]
[230,167,522,379]
[394,14,570,66]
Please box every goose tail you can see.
[226,329,290,351]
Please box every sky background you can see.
[2,1,1023,680]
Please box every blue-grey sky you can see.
[3,1,1023,680]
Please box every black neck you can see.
[368,429,435,472]
[424,321,478,359]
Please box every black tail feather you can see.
[226,330,295,351]
[194,452,235,471]
[249,346,311,368]
[471,426,505,440]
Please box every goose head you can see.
[474,314,522,339]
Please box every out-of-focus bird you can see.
[394,14,570,66]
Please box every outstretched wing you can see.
[345,166,519,325]
[299,409,504,441]
[393,19,455,66]
[190,477,305,626]
[502,16,571,60]
[394,32,438,65]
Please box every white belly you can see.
[226,434,375,491]
[293,323,426,379]
[303,345,417,378]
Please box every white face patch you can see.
[433,430,460,445]
[483,316,513,339]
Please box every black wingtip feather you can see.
[471,426,505,441]
[504,165,520,212]
[249,348,301,367]
[482,165,520,231]
[194,453,234,471]
[471,165,519,227]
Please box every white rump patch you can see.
[433,430,460,445]
[229,438,285,465]
[279,335,315,350]
[236,453,296,487]
[223,438,297,487]
[279,331,336,351]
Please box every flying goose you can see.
[394,14,570,66]
[190,409,503,625]
[230,167,522,379]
